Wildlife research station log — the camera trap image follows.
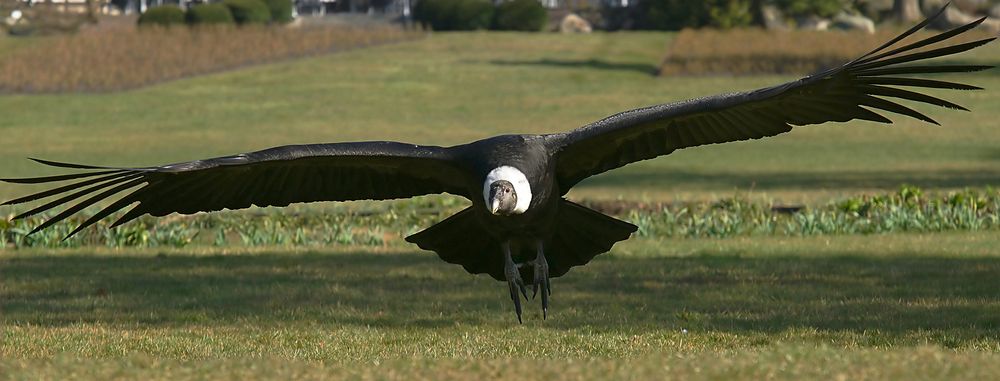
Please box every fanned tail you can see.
[406,200,637,281]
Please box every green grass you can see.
[2,232,1000,379]
[0,32,998,203]
[3,347,1000,380]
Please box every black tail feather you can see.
[405,207,505,279]
[545,200,637,278]
[406,200,637,281]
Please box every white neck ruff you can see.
[483,166,532,214]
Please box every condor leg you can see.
[503,241,527,323]
[532,241,551,319]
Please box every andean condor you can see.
[2,7,996,322]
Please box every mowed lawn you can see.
[2,233,1000,379]
[1,30,1000,379]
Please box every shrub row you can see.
[414,0,546,31]
[137,0,292,27]
[3,186,998,248]
[186,3,236,24]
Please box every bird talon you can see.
[507,280,523,323]
[534,242,550,319]
[503,242,525,323]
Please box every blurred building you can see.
[11,0,626,17]
[12,0,201,15]
[293,0,625,17]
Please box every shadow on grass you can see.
[578,167,1000,191]
[489,58,660,75]
[2,250,999,341]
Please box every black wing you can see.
[2,142,471,237]
[548,6,996,191]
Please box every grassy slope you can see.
[2,232,999,379]
[0,32,998,204]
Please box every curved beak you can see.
[491,198,501,214]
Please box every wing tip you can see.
[29,157,114,170]
[61,229,83,242]
[27,224,44,236]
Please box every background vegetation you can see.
[136,5,186,27]
[185,3,237,25]
[3,186,998,249]
[493,0,548,31]
[262,0,295,23]
[413,0,545,31]
[223,0,273,24]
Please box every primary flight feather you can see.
[3,6,995,322]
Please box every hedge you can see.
[223,0,272,24]
[414,0,494,31]
[137,6,186,27]
[262,0,294,23]
[493,0,546,31]
[186,3,236,25]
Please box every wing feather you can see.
[3,142,471,238]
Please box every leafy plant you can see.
[3,187,998,249]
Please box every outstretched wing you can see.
[2,142,471,237]
[548,6,995,191]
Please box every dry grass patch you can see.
[659,28,995,76]
[0,24,421,93]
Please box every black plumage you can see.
[2,7,995,322]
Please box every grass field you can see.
[1,29,1000,379]
[2,233,1000,379]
